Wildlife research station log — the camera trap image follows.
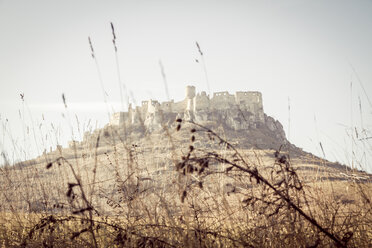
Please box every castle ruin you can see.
[110,86,265,131]
[39,85,287,164]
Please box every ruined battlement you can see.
[110,85,265,130]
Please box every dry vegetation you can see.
[0,119,371,248]
[1,23,371,248]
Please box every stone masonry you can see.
[110,85,265,131]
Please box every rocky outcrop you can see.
[264,114,286,141]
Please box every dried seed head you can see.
[88,36,95,58]
[274,150,279,158]
[196,41,203,56]
[181,190,187,203]
[189,145,194,152]
[62,93,67,108]
[66,188,73,198]
[111,22,116,40]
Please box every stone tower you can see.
[185,85,196,111]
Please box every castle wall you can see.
[110,86,265,127]
[110,112,128,126]
[172,100,186,113]
[160,100,174,113]
[132,106,144,124]
[159,99,186,113]
[147,100,160,114]
[194,91,210,111]
[234,91,264,122]
[211,91,235,110]
[235,91,260,111]
[141,101,149,115]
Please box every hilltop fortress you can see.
[36,85,290,166]
[110,86,266,131]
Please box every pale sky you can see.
[0,0,371,171]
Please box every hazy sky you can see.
[0,0,371,171]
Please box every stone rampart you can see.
[109,85,265,129]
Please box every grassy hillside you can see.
[1,119,371,247]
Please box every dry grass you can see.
[0,119,371,248]
[1,24,371,247]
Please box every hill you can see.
[2,88,371,247]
